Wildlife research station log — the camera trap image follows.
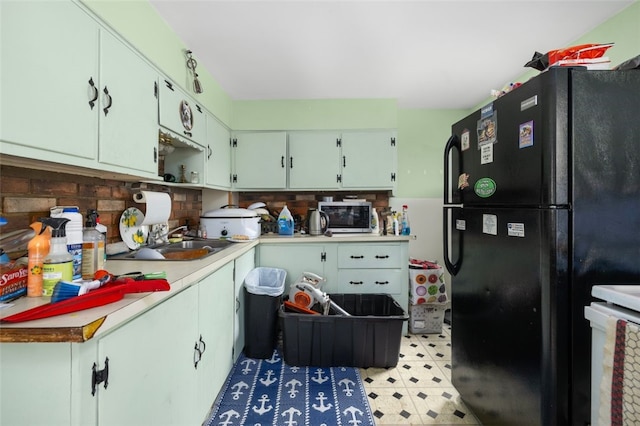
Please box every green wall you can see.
[84,0,639,198]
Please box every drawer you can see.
[337,243,403,269]
[334,269,403,294]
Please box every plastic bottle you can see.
[41,217,73,297]
[371,207,380,235]
[50,206,83,281]
[278,204,294,236]
[392,212,400,236]
[27,221,51,297]
[401,205,411,236]
[82,209,106,279]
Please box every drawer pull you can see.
[375,281,390,285]
[375,255,389,259]
[350,255,364,259]
[349,281,363,285]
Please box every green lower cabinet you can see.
[233,248,256,360]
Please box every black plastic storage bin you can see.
[244,267,286,359]
[279,293,408,368]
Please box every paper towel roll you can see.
[133,191,171,225]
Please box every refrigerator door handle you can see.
[443,134,461,204]
[443,206,462,276]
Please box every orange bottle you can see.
[27,222,51,297]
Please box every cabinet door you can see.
[0,1,98,164]
[258,243,337,294]
[197,262,235,421]
[233,248,256,360]
[97,287,199,425]
[341,131,397,189]
[288,131,341,189]
[205,113,232,189]
[232,132,287,189]
[98,30,158,177]
[159,79,206,143]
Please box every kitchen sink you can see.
[108,238,233,261]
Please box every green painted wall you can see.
[83,0,638,198]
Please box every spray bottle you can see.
[40,217,73,296]
[82,209,106,279]
[27,221,51,297]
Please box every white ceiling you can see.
[149,0,632,109]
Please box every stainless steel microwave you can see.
[317,201,372,233]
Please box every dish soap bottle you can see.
[401,205,411,236]
[371,207,380,235]
[27,221,51,297]
[41,217,73,296]
[278,204,294,236]
[82,209,105,279]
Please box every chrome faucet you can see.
[148,225,188,245]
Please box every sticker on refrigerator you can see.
[461,130,470,151]
[477,110,498,149]
[481,143,493,164]
[474,177,496,198]
[458,173,470,190]
[456,219,466,231]
[507,222,525,237]
[483,214,497,235]
[519,121,534,148]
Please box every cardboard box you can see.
[1,261,28,302]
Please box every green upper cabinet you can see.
[341,130,397,189]
[288,131,341,189]
[232,131,287,189]
[205,112,232,189]
[98,30,158,177]
[0,1,99,165]
[159,79,206,145]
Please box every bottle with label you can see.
[82,209,106,279]
[50,206,83,281]
[371,207,380,235]
[40,217,73,296]
[27,221,51,297]
[392,212,400,236]
[401,205,411,236]
[278,204,294,236]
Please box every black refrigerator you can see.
[442,67,640,425]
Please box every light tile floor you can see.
[359,323,481,425]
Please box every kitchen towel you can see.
[133,191,171,225]
[599,316,640,426]
[205,348,375,426]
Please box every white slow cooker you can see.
[200,207,261,239]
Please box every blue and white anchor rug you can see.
[205,349,375,426]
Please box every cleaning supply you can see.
[371,207,380,235]
[82,209,106,279]
[401,205,411,236]
[50,206,83,280]
[40,217,73,297]
[51,274,110,303]
[278,204,294,236]
[392,212,400,236]
[95,213,108,264]
[27,221,51,297]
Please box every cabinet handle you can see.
[343,156,346,167]
[208,145,212,159]
[375,255,389,259]
[91,357,109,396]
[102,86,112,116]
[375,281,389,285]
[88,78,98,110]
[198,334,206,355]
[236,297,240,313]
[184,130,192,137]
[193,342,202,369]
[153,147,158,163]
[290,156,293,169]
[281,156,285,168]
[349,281,363,285]
[350,255,364,259]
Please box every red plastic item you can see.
[1,278,170,323]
